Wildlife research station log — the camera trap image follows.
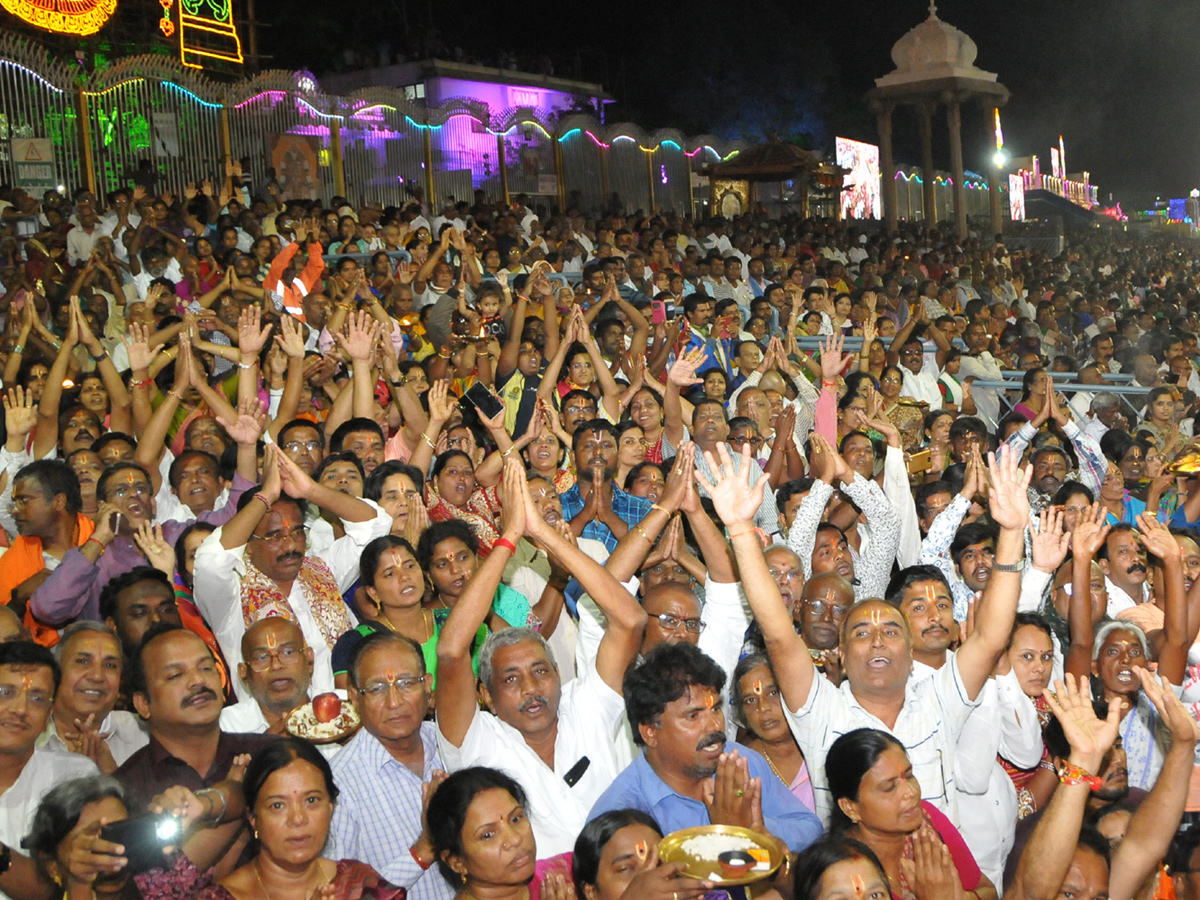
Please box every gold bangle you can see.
[633,524,651,542]
[421,433,437,450]
[501,447,514,458]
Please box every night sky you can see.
[256,0,1196,208]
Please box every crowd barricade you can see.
[969,380,1154,420]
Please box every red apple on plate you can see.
[312,692,341,724]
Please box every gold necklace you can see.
[253,858,329,900]
[759,745,790,786]
[381,609,433,642]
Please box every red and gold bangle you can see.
[85,537,105,553]
[494,537,517,555]
[821,380,837,388]
[1058,762,1105,790]
[727,524,757,538]
[253,492,272,509]
[409,846,432,871]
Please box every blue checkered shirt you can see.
[559,482,654,552]
[327,722,456,900]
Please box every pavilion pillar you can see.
[917,102,937,224]
[876,105,897,232]
[946,98,967,239]
[984,101,1004,237]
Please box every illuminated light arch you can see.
[1,0,116,36]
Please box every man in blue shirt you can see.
[559,420,652,552]
[588,642,823,854]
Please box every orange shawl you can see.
[0,514,95,647]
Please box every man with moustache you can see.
[28,462,180,628]
[115,625,272,876]
[921,454,996,620]
[0,641,97,900]
[792,572,854,675]
[330,632,455,900]
[588,642,822,851]
[194,448,390,699]
[1098,524,1151,614]
[559,420,652,552]
[218,618,314,735]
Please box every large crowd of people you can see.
[0,169,1198,900]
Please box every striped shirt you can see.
[327,723,456,900]
[784,652,980,826]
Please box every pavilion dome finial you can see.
[874,4,998,87]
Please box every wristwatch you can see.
[992,559,1026,573]
[390,374,408,387]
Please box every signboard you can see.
[835,137,881,220]
[11,139,57,195]
[1009,174,1025,222]
[536,174,558,195]
[1050,147,1061,180]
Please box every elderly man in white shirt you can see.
[708,441,1030,825]
[194,448,391,701]
[435,462,647,856]
[39,622,147,771]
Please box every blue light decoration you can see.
[1169,198,1187,222]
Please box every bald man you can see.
[219,618,315,736]
[0,606,26,642]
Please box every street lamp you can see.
[993,149,1008,169]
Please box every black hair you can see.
[624,460,667,492]
[570,418,619,457]
[792,835,890,900]
[417,519,478,572]
[167,449,222,491]
[1076,824,1114,867]
[776,478,813,510]
[345,629,426,690]
[277,418,326,449]
[95,462,153,503]
[1051,480,1094,507]
[948,416,989,442]
[329,417,384,453]
[129,622,198,698]
[690,399,728,428]
[173,522,215,591]
[914,480,953,520]
[360,534,417,587]
[1020,367,1047,402]
[365,460,425,504]
[1097,522,1135,561]
[241,737,339,813]
[430,449,474,482]
[1101,430,1138,466]
[313,451,365,484]
[0,640,60,694]
[826,728,907,831]
[622,642,726,746]
[98,565,174,622]
[572,810,662,898]
[884,565,951,607]
[428,767,528,884]
[13,459,82,515]
[90,432,137,458]
[951,521,999,566]
[1008,612,1054,650]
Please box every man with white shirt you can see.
[0,641,98,900]
[66,204,103,267]
[716,442,1029,825]
[194,447,391,700]
[701,218,733,256]
[1084,392,1126,444]
[435,462,646,856]
[1099,524,1151,614]
[958,321,1006,429]
[41,622,147,774]
[99,189,141,261]
[218,617,313,735]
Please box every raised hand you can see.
[496,457,528,541]
[275,313,306,359]
[667,346,707,388]
[276,446,317,500]
[1135,511,1182,563]
[260,444,282,503]
[1071,502,1111,560]
[695,443,767,528]
[1031,506,1071,574]
[985,443,1031,530]
[3,386,37,442]
[215,396,267,446]
[237,304,273,357]
[335,309,383,363]
[1043,673,1123,771]
[403,494,431,548]
[133,522,175,575]
[426,380,456,427]
[819,331,848,383]
[657,442,696,513]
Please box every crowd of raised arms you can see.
[2,171,1200,900]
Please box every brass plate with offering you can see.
[657,825,785,886]
[286,693,361,744]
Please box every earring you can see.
[461,873,467,885]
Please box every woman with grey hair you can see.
[730,652,816,812]
[22,773,242,899]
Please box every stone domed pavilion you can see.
[867,2,1009,237]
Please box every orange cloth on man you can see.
[0,513,95,647]
[264,240,325,324]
